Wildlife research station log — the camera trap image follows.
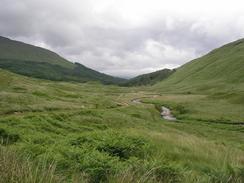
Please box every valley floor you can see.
[0,70,244,183]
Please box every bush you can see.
[174,105,188,115]
[0,128,20,145]
[69,131,152,182]
[78,150,120,182]
[71,131,150,160]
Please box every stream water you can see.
[131,98,177,121]
[161,106,177,121]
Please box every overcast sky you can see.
[1,0,244,78]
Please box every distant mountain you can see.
[123,69,175,86]
[155,39,244,93]
[0,36,126,84]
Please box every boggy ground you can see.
[0,70,244,183]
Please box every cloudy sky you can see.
[1,0,244,78]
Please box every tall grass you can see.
[0,145,181,183]
[0,146,63,183]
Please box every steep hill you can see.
[0,36,126,84]
[123,69,175,86]
[155,39,244,93]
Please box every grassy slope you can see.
[0,69,244,182]
[0,36,126,84]
[0,36,73,68]
[154,39,244,93]
[122,69,175,86]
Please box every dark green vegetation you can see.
[0,36,126,84]
[0,38,244,182]
[155,39,244,93]
[122,69,175,86]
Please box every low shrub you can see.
[69,130,153,182]
[174,105,188,115]
[71,131,150,160]
[0,128,20,145]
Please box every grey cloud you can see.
[0,0,244,78]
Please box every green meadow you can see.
[0,69,244,183]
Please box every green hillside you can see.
[0,36,73,68]
[155,39,244,93]
[0,36,126,84]
[123,69,175,86]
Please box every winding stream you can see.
[131,98,177,121]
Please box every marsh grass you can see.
[0,69,244,182]
[0,146,63,183]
